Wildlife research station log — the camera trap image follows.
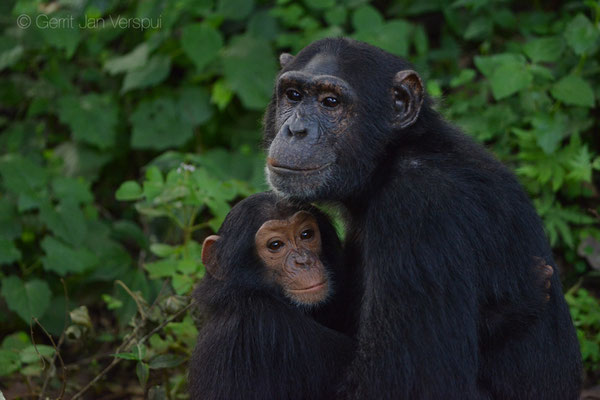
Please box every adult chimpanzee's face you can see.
[265,46,424,202]
[266,54,357,200]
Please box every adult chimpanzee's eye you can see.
[321,96,338,108]
[286,89,302,102]
[267,240,284,251]
[300,229,314,240]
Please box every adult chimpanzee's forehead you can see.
[299,53,338,76]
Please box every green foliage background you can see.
[0,0,599,397]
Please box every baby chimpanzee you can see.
[188,192,553,400]
[188,192,354,400]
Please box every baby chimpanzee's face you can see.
[254,211,330,306]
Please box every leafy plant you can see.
[0,0,599,396]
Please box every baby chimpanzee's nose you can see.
[293,251,310,267]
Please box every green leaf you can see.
[145,259,178,278]
[0,155,47,206]
[114,352,140,361]
[413,25,428,55]
[463,16,492,40]
[172,273,194,295]
[353,16,411,56]
[57,94,119,150]
[211,79,234,110]
[523,36,564,63]
[0,198,21,241]
[41,236,98,275]
[564,14,599,56]
[122,55,171,93]
[145,166,164,183]
[304,0,335,9]
[102,294,123,310]
[177,259,197,274]
[150,243,177,257]
[0,36,23,72]
[39,200,87,246]
[20,345,54,363]
[116,181,143,201]
[0,349,21,376]
[0,239,21,264]
[550,75,595,108]
[567,146,593,182]
[39,12,80,58]
[181,23,223,72]
[352,5,383,31]
[1,276,51,323]
[222,35,277,110]
[148,354,186,369]
[450,69,475,87]
[178,87,214,126]
[104,43,150,75]
[248,10,279,40]
[130,98,195,150]
[217,0,255,20]
[137,361,150,387]
[473,53,524,77]
[51,177,93,204]
[489,62,532,100]
[532,112,569,154]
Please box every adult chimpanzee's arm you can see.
[339,172,489,400]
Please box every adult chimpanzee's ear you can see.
[392,70,424,129]
[279,53,294,68]
[202,235,224,280]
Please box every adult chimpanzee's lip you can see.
[267,160,331,175]
[288,281,326,293]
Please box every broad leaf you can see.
[57,94,119,150]
[222,35,277,110]
[41,236,98,275]
[217,0,255,20]
[489,62,532,100]
[122,55,171,93]
[105,43,150,75]
[1,276,52,323]
[551,75,595,108]
[129,98,195,150]
[524,37,564,63]
[39,200,88,247]
[564,14,599,56]
[0,240,21,264]
[116,181,143,201]
[181,24,223,72]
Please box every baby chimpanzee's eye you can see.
[300,229,314,240]
[267,240,284,251]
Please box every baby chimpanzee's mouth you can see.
[288,281,327,293]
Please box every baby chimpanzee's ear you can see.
[202,235,225,280]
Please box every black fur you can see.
[264,38,582,399]
[188,192,354,400]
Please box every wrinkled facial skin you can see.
[266,54,357,200]
[254,211,330,306]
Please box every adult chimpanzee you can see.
[263,38,582,399]
[188,192,354,400]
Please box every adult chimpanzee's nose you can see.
[288,119,307,138]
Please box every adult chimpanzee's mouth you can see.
[267,159,331,175]
[288,281,327,293]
